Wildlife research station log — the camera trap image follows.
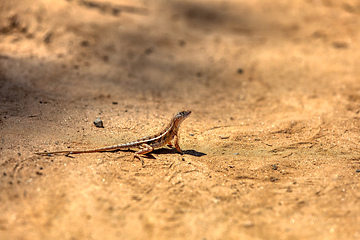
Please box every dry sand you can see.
[1,0,360,239]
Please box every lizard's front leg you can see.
[174,134,183,154]
[134,143,154,165]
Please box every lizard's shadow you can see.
[64,148,206,159]
[150,148,206,157]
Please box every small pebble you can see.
[144,47,154,55]
[219,135,229,139]
[234,153,239,155]
[80,40,90,47]
[356,169,360,173]
[93,117,104,128]
[102,55,109,62]
[243,221,254,228]
[43,32,53,44]
[270,177,279,182]
[178,39,186,47]
[332,41,348,49]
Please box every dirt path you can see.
[1,0,360,239]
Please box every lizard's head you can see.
[174,109,191,122]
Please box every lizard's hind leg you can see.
[134,143,154,165]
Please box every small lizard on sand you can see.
[35,109,191,164]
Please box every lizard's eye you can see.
[176,110,190,118]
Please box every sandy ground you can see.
[1,0,360,239]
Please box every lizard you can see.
[35,109,192,164]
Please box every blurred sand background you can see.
[1,0,360,239]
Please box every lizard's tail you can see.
[35,144,132,156]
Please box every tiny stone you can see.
[356,169,360,173]
[270,177,279,182]
[112,101,118,105]
[332,41,348,49]
[219,135,229,139]
[43,32,53,44]
[144,47,154,55]
[178,39,186,47]
[93,117,104,128]
[272,164,278,170]
[189,133,194,136]
[80,40,90,47]
[243,221,254,228]
[102,55,109,62]
[237,68,244,74]
[234,153,239,155]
